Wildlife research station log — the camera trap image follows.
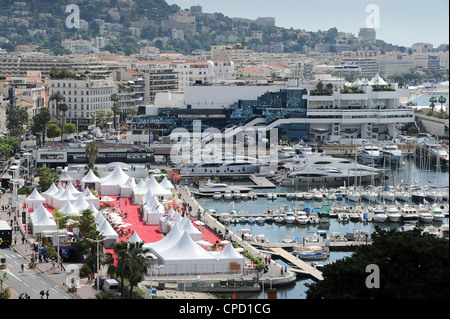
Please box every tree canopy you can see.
[305,227,449,299]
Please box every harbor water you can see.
[194,156,449,299]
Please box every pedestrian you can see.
[88,273,91,282]
[40,290,44,299]
[46,290,49,299]
[21,264,24,272]
[14,237,17,245]
[52,259,55,270]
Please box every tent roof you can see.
[146,223,183,252]
[59,200,80,216]
[42,183,58,196]
[128,231,143,243]
[25,188,45,202]
[216,242,244,260]
[146,175,172,196]
[160,177,174,189]
[101,166,131,186]
[180,218,202,235]
[369,73,388,85]
[65,182,81,194]
[73,195,90,211]
[59,170,74,181]
[158,231,216,260]
[82,169,101,183]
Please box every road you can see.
[0,247,71,299]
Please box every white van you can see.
[103,279,119,293]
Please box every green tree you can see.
[110,93,120,131]
[429,96,437,113]
[30,108,51,147]
[6,104,29,137]
[63,123,77,134]
[47,123,61,140]
[35,167,59,192]
[49,91,66,139]
[305,227,449,299]
[78,209,97,236]
[85,142,99,165]
[438,95,447,113]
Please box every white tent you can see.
[96,217,119,248]
[142,195,165,225]
[120,177,137,198]
[369,73,388,86]
[25,188,46,209]
[86,202,99,215]
[73,195,90,212]
[146,175,172,197]
[82,188,100,209]
[59,170,74,183]
[59,200,81,217]
[52,188,78,210]
[215,242,245,273]
[65,182,81,198]
[81,169,101,191]
[180,218,203,241]
[128,231,143,243]
[100,166,131,195]
[41,183,58,202]
[155,231,218,275]
[29,205,57,236]
[160,177,174,190]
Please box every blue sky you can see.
[166,0,449,47]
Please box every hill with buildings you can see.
[0,0,411,56]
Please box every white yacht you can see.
[295,210,309,225]
[284,211,296,224]
[380,186,396,202]
[416,204,434,224]
[213,192,222,200]
[337,212,350,223]
[361,188,379,202]
[426,188,444,202]
[346,187,361,202]
[431,204,445,222]
[370,205,388,223]
[358,145,384,165]
[233,190,242,200]
[416,140,449,167]
[199,182,251,194]
[385,205,402,223]
[400,204,419,223]
[381,144,402,164]
[180,159,260,176]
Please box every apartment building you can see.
[379,54,414,78]
[49,76,115,126]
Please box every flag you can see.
[414,179,417,184]
[232,292,236,299]
[428,180,434,184]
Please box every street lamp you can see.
[86,238,102,291]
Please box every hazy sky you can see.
[166,0,449,47]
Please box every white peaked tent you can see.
[146,175,172,197]
[145,224,183,253]
[369,73,388,86]
[73,195,90,212]
[120,177,137,198]
[59,200,81,217]
[142,195,165,225]
[81,169,101,191]
[215,242,245,273]
[132,180,147,204]
[65,182,81,198]
[48,186,64,207]
[59,170,74,183]
[29,204,57,236]
[128,231,143,243]
[25,188,46,209]
[160,177,174,190]
[156,231,218,275]
[96,217,119,248]
[86,202,99,215]
[180,218,202,241]
[42,183,58,202]
[52,188,78,210]
[100,166,131,195]
[82,188,100,209]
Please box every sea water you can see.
[195,156,449,299]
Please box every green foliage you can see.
[6,105,28,137]
[18,185,33,195]
[35,167,59,192]
[63,123,77,134]
[47,123,62,139]
[306,227,449,299]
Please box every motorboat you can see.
[418,206,434,224]
[248,192,258,200]
[213,192,222,200]
[292,246,329,260]
[295,210,309,225]
[346,187,361,202]
[241,193,250,200]
[219,213,232,224]
[357,145,383,165]
[426,188,444,202]
[361,188,379,202]
[304,230,329,243]
[400,204,419,223]
[330,232,347,242]
[337,212,349,223]
[233,190,242,200]
[266,193,277,200]
[411,188,426,203]
[253,234,269,243]
[274,214,285,223]
[349,212,361,222]
[247,217,256,224]
[284,211,296,224]
[224,191,233,200]
[312,189,324,201]
[308,212,320,225]
[385,205,402,223]
[381,144,402,164]
[395,187,411,202]
[295,192,303,200]
[282,236,294,243]
[238,229,252,241]
[264,216,274,223]
[302,191,313,200]
[416,140,449,166]
[370,205,388,223]
[199,182,251,194]
[431,204,445,222]
[255,216,265,224]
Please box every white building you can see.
[49,76,116,126]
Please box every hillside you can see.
[0,0,402,56]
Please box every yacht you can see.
[370,205,388,223]
[233,190,242,200]
[282,165,373,187]
[416,204,433,224]
[346,187,361,202]
[199,182,251,194]
[431,204,445,222]
[180,159,260,176]
[426,188,444,202]
[381,144,402,164]
[337,212,350,223]
[416,140,449,167]
[223,190,233,200]
[400,204,419,223]
[238,229,252,241]
[252,234,269,243]
[411,188,426,203]
[274,214,285,224]
[284,211,296,224]
[213,192,222,200]
[295,210,309,225]
[361,188,379,202]
[380,186,396,202]
[385,205,402,223]
[395,186,412,202]
[357,145,384,165]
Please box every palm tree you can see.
[429,96,437,113]
[109,241,150,299]
[438,95,447,113]
[110,93,120,131]
[85,141,99,165]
